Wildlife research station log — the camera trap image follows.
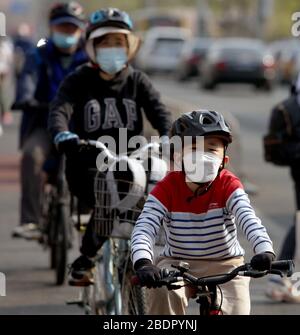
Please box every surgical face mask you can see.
[183,151,222,183]
[95,47,128,75]
[52,32,79,49]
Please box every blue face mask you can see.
[96,47,128,75]
[52,32,79,49]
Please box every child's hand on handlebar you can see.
[250,252,275,271]
[54,131,80,155]
[134,259,162,288]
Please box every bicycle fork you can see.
[197,285,222,315]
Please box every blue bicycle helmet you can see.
[85,8,140,63]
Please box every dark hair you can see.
[92,33,129,49]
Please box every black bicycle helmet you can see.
[171,110,232,145]
[171,110,232,200]
[49,2,86,28]
[85,8,140,63]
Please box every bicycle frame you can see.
[67,139,164,314]
[192,284,221,315]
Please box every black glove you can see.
[135,259,161,288]
[250,252,275,271]
[57,137,80,156]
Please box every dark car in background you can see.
[200,38,276,91]
[175,37,212,81]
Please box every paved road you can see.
[0,78,300,315]
[0,116,82,315]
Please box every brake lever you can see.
[164,276,184,291]
[157,271,183,290]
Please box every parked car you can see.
[135,26,191,74]
[176,37,212,81]
[200,38,276,91]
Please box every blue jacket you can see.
[19,38,88,147]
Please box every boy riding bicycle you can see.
[131,110,276,315]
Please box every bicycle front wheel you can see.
[53,203,69,285]
[118,240,147,315]
[121,267,148,315]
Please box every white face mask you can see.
[183,151,222,183]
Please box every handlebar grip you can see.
[271,260,294,276]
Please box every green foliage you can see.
[267,0,300,39]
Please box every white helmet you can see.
[130,142,168,188]
[105,156,146,213]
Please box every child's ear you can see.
[223,155,229,167]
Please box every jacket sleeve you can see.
[226,188,275,255]
[48,73,77,140]
[137,71,172,136]
[131,194,167,266]
[131,175,171,266]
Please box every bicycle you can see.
[67,139,167,315]
[132,260,294,315]
[39,154,73,285]
[11,101,73,285]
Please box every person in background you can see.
[265,74,300,303]
[0,36,14,135]
[48,7,172,286]
[12,1,87,239]
[12,23,36,107]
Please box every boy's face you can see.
[184,136,226,159]
[180,136,228,164]
[173,135,229,185]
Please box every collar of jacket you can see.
[87,62,132,86]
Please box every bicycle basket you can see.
[94,172,146,239]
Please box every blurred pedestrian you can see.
[264,73,300,303]
[11,2,87,239]
[0,37,14,132]
[12,23,36,105]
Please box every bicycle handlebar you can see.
[78,139,161,161]
[79,139,116,160]
[11,101,49,112]
[131,260,294,289]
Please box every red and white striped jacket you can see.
[131,169,274,266]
